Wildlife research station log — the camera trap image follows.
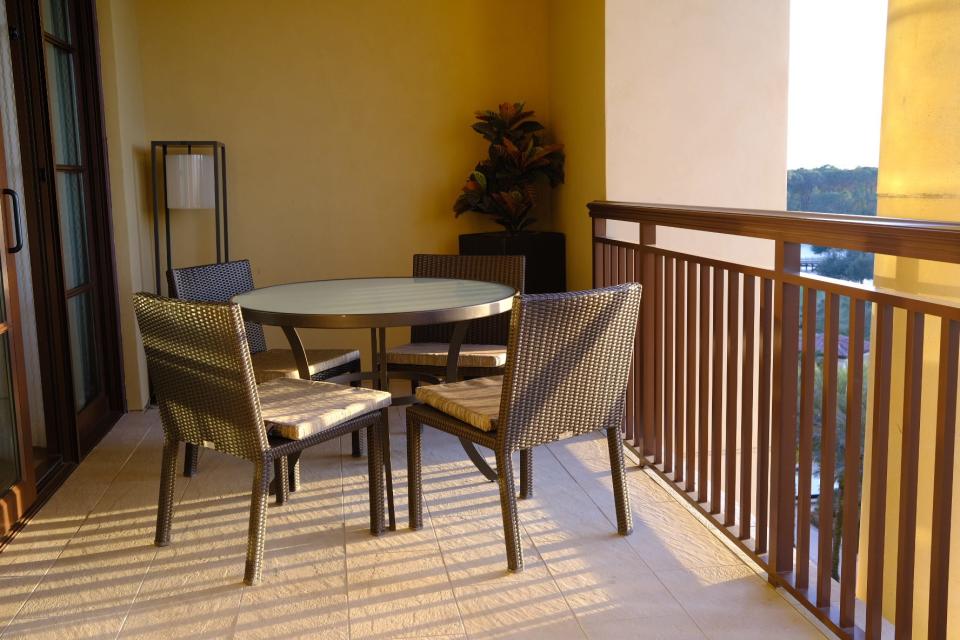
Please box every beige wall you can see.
[98,0,556,406]
[861,0,960,632]
[604,0,788,266]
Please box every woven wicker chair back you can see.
[410,254,525,346]
[498,283,642,451]
[134,294,268,461]
[167,260,269,353]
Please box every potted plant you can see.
[454,102,567,293]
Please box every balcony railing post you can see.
[769,240,800,580]
[639,224,657,459]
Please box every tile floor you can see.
[0,408,827,639]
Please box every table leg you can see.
[446,321,498,483]
[279,325,312,494]
[282,325,312,380]
[373,328,396,530]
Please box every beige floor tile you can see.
[656,565,828,639]
[623,499,743,572]
[234,548,348,639]
[346,549,463,639]
[578,613,707,639]
[1,611,127,639]
[452,564,584,640]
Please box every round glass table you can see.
[233,277,516,502]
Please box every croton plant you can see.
[453,102,565,233]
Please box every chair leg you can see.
[244,461,271,586]
[287,452,301,492]
[495,449,523,572]
[606,427,634,536]
[366,422,386,536]
[407,416,423,530]
[273,456,290,505]
[519,449,533,499]
[183,442,199,477]
[155,438,179,547]
[380,408,396,530]
[351,430,362,457]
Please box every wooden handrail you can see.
[589,201,960,264]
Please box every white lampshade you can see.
[165,153,215,209]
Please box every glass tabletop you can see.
[232,277,516,328]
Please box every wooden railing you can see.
[590,201,960,639]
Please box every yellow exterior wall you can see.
[97,0,152,409]
[862,0,960,632]
[547,0,605,292]
[98,0,556,401]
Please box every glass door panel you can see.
[39,0,102,413]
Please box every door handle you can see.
[1,188,23,254]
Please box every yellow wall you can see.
[97,0,152,409]
[862,0,960,632]
[98,0,563,406]
[547,0,605,292]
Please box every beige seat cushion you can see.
[252,348,360,383]
[415,376,502,432]
[259,378,391,440]
[386,343,507,369]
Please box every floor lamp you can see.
[150,141,228,295]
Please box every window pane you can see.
[40,0,70,43]
[67,293,100,410]
[43,43,80,166]
[55,171,89,289]
[0,333,20,491]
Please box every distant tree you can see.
[788,165,878,283]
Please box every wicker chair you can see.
[405,283,642,572]
[168,259,364,478]
[385,254,525,383]
[134,294,390,585]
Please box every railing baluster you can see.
[654,255,665,465]
[840,298,865,629]
[675,260,686,482]
[642,248,656,458]
[711,267,725,515]
[756,278,773,555]
[817,292,839,607]
[928,318,959,639]
[865,304,894,639]
[699,264,711,504]
[739,275,755,540]
[625,247,636,442]
[664,258,675,472]
[686,262,698,493]
[635,248,643,450]
[797,287,817,590]
[724,270,740,526]
[895,310,923,640]
[771,242,800,577]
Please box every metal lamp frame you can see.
[150,141,229,295]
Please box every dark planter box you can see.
[459,231,566,294]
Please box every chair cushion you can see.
[414,376,502,432]
[252,348,360,383]
[386,343,507,369]
[259,378,390,440]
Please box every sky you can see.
[787,0,889,170]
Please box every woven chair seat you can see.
[415,376,502,432]
[386,343,507,368]
[259,378,391,440]
[252,348,360,383]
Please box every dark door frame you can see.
[6,0,124,469]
